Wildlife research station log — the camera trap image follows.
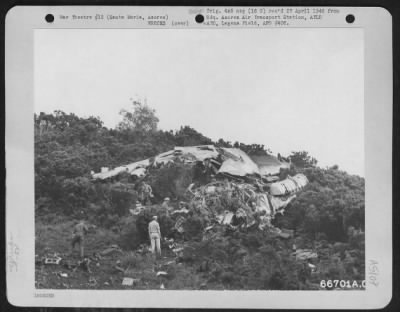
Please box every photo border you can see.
[5,5,393,309]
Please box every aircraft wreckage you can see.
[91,145,308,230]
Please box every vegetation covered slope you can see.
[35,105,365,290]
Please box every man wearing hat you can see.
[148,216,161,258]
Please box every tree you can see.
[174,126,213,146]
[303,204,321,239]
[289,151,318,169]
[118,98,159,132]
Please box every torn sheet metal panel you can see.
[122,277,135,286]
[218,148,241,161]
[294,249,318,261]
[221,148,260,174]
[217,211,234,225]
[171,208,189,215]
[153,150,176,166]
[125,159,150,171]
[269,174,308,196]
[175,216,186,233]
[44,256,62,265]
[288,173,308,188]
[250,154,290,176]
[223,212,234,224]
[92,159,150,180]
[92,166,127,180]
[268,194,297,212]
[205,185,217,194]
[255,193,272,216]
[258,215,271,230]
[130,167,146,177]
[174,145,219,161]
[262,175,280,183]
[235,207,247,219]
[218,149,260,177]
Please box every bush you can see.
[118,219,140,250]
[120,251,141,269]
[109,183,137,216]
[220,271,235,285]
[184,214,205,241]
[240,232,262,251]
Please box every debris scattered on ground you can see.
[62,259,77,270]
[204,225,214,232]
[172,247,184,257]
[100,245,123,256]
[88,276,97,286]
[44,255,62,265]
[78,258,92,273]
[122,277,135,286]
[171,206,190,215]
[308,263,317,273]
[174,216,186,233]
[91,252,102,261]
[294,249,318,261]
[156,271,168,277]
[165,260,175,265]
[199,282,207,290]
[114,265,125,273]
[269,227,294,239]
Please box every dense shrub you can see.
[273,167,364,242]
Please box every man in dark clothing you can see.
[71,219,89,258]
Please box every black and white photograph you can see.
[4,4,394,308]
[33,26,366,291]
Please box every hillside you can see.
[35,110,365,290]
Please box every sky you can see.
[34,28,364,176]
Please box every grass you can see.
[35,214,364,290]
[36,215,119,258]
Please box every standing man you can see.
[140,182,154,205]
[161,197,172,216]
[148,216,161,258]
[71,218,89,258]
